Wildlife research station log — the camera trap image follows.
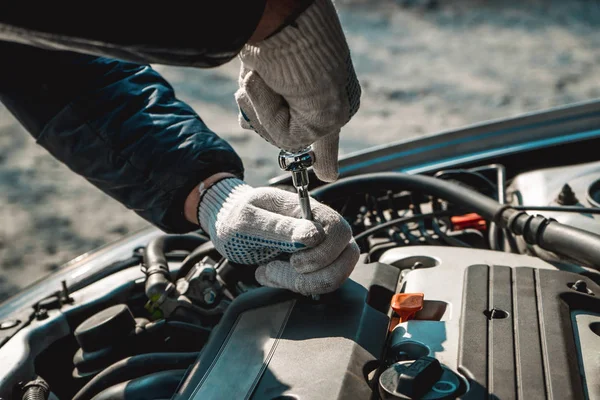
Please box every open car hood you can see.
[1,100,600,400]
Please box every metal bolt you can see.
[35,308,49,321]
[199,266,217,282]
[203,288,217,305]
[60,280,73,304]
[557,184,579,206]
[484,308,509,320]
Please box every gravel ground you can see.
[1,0,599,301]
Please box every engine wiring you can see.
[435,164,523,254]
[353,211,454,243]
[20,164,600,399]
[311,168,600,271]
[431,218,472,248]
[46,162,600,302]
[345,164,507,259]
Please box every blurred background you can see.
[1,0,599,300]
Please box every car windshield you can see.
[1,0,599,301]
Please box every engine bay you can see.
[1,161,600,400]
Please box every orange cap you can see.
[391,293,424,323]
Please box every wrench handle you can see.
[278,148,320,301]
[297,186,313,220]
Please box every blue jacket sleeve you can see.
[0,42,244,233]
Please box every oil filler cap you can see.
[379,357,460,399]
[74,304,136,352]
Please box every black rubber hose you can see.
[144,234,207,300]
[73,352,198,400]
[504,210,600,270]
[315,172,600,271]
[21,377,50,400]
[311,172,501,220]
[88,369,186,400]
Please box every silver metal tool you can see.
[278,147,315,220]
[278,147,320,301]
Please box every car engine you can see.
[1,162,599,400]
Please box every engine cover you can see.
[174,256,400,400]
[174,247,600,399]
[379,247,600,400]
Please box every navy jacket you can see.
[0,1,266,233]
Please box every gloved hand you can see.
[234,0,361,183]
[197,177,360,295]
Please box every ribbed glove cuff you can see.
[198,178,250,234]
[238,0,350,86]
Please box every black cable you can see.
[488,225,520,253]
[72,353,198,400]
[354,211,454,242]
[448,227,486,247]
[87,369,186,400]
[489,216,503,250]
[432,218,471,248]
[435,169,498,195]
[418,219,439,245]
[311,173,500,220]
[430,170,502,251]
[411,195,437,245]
[514,205,600,214]
[470,164,515,253]
[401,224,422,245]
[316,172,600,271]
[504,227,521,254]
[468,164,506,198]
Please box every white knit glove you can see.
[197,178,360,295]
[235,0,361,183]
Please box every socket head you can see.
[278,148,315,172]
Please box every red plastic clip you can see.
[451,213,487,231]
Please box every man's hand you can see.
[193,177,359,295]
[235,0,361,183]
